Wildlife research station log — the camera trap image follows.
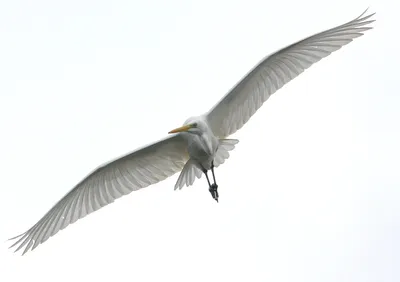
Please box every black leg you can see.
[202,167,219,203]
[202,169,212,188]
[210,162,219,201]
[211,161,217,186]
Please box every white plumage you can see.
[9,9,375,255]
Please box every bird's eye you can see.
[192,123,198,127]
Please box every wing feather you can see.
[206,9,375,137]
[9,135,188,254]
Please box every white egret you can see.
[9,10,375,254]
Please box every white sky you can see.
[1,0,399,281]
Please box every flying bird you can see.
[9,9,375,254]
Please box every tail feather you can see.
[174,138,239,190]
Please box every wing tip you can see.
[7,230,32,255]
[357,7,376,21]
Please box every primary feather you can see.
[206,9,375,137]
[9,135,188,255]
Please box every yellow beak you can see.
[168,124,193,134]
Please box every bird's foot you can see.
[209,183,219,202]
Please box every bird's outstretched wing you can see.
[206,9,375,138]
[9,135,188,255]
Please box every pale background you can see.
[0,0,398,281]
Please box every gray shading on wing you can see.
[9,135,189,255]
[206,9,375,138]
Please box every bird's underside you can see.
[9,9,375,255]
[174,138,240,202]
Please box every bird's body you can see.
[181,117,219,170]
[9,10,375,254]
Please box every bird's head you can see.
[168,117,205,135]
